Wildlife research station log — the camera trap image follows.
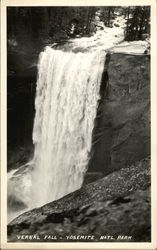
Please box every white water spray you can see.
[8,14,127,222]
[7,47,106,223]
[30,47,105,207]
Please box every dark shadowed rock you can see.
[8,157,150,242]
[88,53,150,175]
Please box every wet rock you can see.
[114,22,120,27]
[8,157,150,242]
[8,188,151,242]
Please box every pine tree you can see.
[125,6,150,41]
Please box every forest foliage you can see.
[7,6,150,51]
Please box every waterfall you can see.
[7,14,126,223]
[30,46,105,207]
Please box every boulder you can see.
[8,157,150,242]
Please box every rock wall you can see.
[88,52,150,176]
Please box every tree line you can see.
[7,6,150,51]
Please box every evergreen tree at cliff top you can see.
[125,6,150,41]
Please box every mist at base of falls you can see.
[7,47,106,222]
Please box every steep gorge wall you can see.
[88,52,150,176]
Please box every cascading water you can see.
[8,14,126,223]
[30,47,105,207]
[7,46,106,222]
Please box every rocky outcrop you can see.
[88,52,150,175]
[8,157,150,242]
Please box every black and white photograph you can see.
[0,0,157,249]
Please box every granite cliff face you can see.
[88,51,150,176]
